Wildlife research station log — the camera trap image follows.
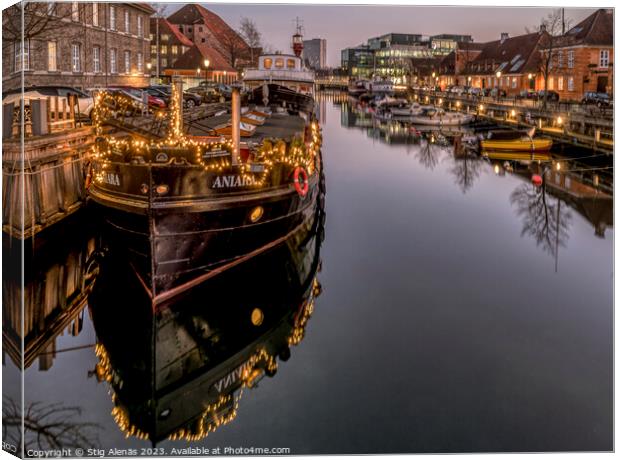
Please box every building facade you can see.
[149,17,193,80]
[303,38,327,69]
[3,2,154,92]
[341,32,474,80]
[547,9,613,100]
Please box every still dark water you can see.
[3,93,613,454]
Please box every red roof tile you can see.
[151,18,195,47]
[170,43,236,73]
[558,9,613,47]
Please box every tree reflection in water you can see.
[2,397,100,452]
[416,138,443,170]
[450,156,483,194]
[510,179,572,264]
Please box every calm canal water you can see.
[3,93,613,454]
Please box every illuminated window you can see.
[161,45,167,54]
[568,76,574,91]
[171,45,178,55]
[287,58,295,69]
[548,77,554,90]
[263,58,272,69]
[275,58,284,68]
[161,34,169,42]
[47,41,57,71]
[557,76,563,90]
[511,77,517,88]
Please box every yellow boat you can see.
[481,137,553,152]
[482,151,552,161]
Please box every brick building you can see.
[458,31,547,97]
[438,42,484,87]
[149,18,194,77]
[166,4,251,72]
[547,9,613,100]
[3,2,154,92]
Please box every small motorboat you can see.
[480,127,552,152]
[409,108,474,126]
[389,102,431,117]
[481,137,553,152]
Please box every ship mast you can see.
[292,17,304,57]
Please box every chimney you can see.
[539,24,547,33]
[500,32,509,44]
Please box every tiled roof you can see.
[558,9,613,47]
[167,4,249,52]
[151,18,194,47]
[464,32,544,75]
[170,43,236,73]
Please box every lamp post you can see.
[204,59,210,86]
[495,70,502,102]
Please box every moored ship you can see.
[87,59,324,304]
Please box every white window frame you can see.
[599,50,609,68]
[71,2,79,21]
[557,50,563,68]
[567,50,574,68]
[15,40,30,72]
[124,50,131,74]
[71,43,81,72]
[109,6,116,30]
[124,10,130,33]
[137,16,143,37]
[568,76,574,91]
[137,52,143,72]
[557,76,563,91]
[93,46,101,73]
[110,49,117,73]
[92,3,99,27]
[47,41,57,71]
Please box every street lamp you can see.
[495,70,502,101]
[204,59,210,86]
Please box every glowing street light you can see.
[204,59,210,85]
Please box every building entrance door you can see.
[597,76,608,93]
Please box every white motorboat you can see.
[389,102,432,117]
[366,78,394,95]
[409,107,474,126]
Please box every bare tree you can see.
[530,9,572,110]
[3,397,101,452]
[2,2,72,46]
[239,17,262,66]
[450,156,483,194]
[217,30,250,72]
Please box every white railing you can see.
[244,69,315,83]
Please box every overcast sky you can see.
[165,4,599,67]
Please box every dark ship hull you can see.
[249,83,315,113]
[88,201,324,443]
[90,159,325,304]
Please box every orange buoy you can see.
[531,174,543,187]
[293,166,309,197]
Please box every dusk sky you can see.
[165,4,598,67]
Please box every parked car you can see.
[149,85,203,108]
[517,89,538,99]
[467,87,482,96]
[449,86,467,95]
[581,91,612,107]
[108,86,166,109]
[3,85,95,119]
[489,88,507,98]
[537,90,560,102]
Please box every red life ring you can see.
[84,163,93,190]
[293,166,309,197]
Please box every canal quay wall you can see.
[414,90,614,154]
[2,127,96,240]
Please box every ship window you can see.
[263,58,272,69]
[275,58,284,68]
[287,58,295,69]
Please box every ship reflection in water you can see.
[87,201,324,443]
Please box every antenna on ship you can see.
[292,17,304,57]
